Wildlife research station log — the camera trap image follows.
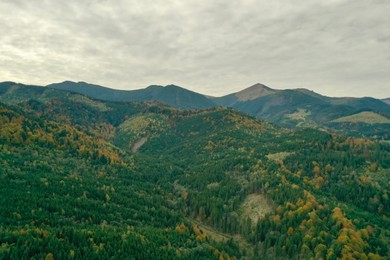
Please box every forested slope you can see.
[0,88,389,259]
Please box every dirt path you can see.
[131,137,148,152]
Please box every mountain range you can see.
[1,80,389,140]
[0,81,389,258]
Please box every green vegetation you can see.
[333,111,390,124]
[115,114,169,150]
[48,81,216,109]
[0,86,389,259]
[214,85,390,135]
[2,81,390,141]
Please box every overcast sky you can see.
[1,0,389,98]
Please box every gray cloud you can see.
[0,0,389,98]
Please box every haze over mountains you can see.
[46,81,390,121]
[2,80,389,140]
[47,81,216,110]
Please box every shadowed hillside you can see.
[47,81,215,109]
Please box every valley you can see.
[0,83,389,259]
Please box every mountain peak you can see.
[145,85,163,90]
[146,84,186,91]
[165,84,180,88]
[164,84,184,90]
[235,83,277,101]
[251,83,272,89]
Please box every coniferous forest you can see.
[0,86,389,259]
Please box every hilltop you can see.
[0,87,389,258]
[2,80,389,140]
[47,81,215,109]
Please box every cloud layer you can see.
[1,0,389,98]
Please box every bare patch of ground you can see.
[266,152,293,162]
[187,218,254,258]
[286,109,318,127]
[286,108,311,121]
[131,137,148,152]
[238,193,272,225]
[236,84,276,101]
[207,182,220,189]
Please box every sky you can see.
[1,0,389,98]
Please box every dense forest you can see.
[0,88,389,259]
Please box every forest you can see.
[0,88,389,259]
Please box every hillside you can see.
[214,85,390,136]
[48,81,390,140]
[47,81,215,109]
[326,111,390,140]
[2,81,389,140]
[332,111,390,124]
[211,83,279,106]
[382,98,390,105]
[0,88,389,259]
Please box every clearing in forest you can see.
[238,193,272,224]
[266,152,293,162]
[131,137,148,152]
[187,218,254,258]
[332,111,390,124]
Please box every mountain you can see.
[0,81,46,100]
[212,83,279,106]
[1,81,389,140]
[383,98,390,105]
[214,84,390,125]
[211,84,390,140]
[47,81,390,131]
[47,81,215,109]
[0,88,389,259]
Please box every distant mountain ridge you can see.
[211,83,390,134]
[1,80,389,139]
[47,81,215,109]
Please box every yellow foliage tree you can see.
[45,253,54,260]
